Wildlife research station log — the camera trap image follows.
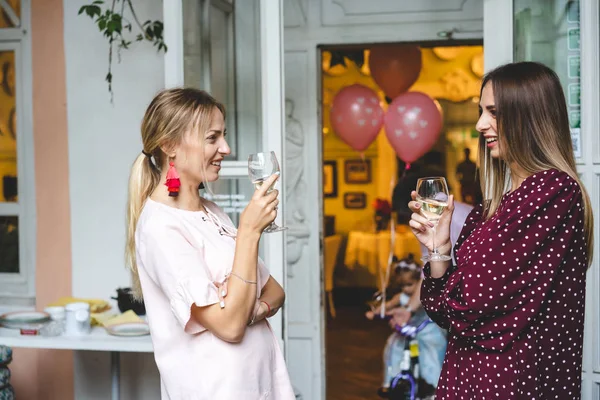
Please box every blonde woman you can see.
[408,62,593,399]
[125,88,295,399]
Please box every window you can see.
[0,0,35,302]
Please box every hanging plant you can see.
[78,0,167,100]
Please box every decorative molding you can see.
[322,0,482,27]
[439,68,473,102]
[284,97,310,276]
[330,0,469,15]
[284,0,307,28]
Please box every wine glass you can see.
[416,177,451,262]
[248,151,287,233]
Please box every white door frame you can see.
[162,0,286,344]
[285,10,485,400]
[257,0,287,348]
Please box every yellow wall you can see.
[0,50,17,202]
[322,46,483,234]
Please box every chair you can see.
[324,234,342,318]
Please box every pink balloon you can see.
[330,84,384,151]
[384,92,443,163]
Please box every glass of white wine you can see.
[248,151,286,233]
[416,177,451,262]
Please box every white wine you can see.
[252,177,277,193]
[417,197,447,222]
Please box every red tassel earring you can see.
[165,161,181,197]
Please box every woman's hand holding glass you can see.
[408,190,454,260]
[247,152,287,233]
[238,173,280,236]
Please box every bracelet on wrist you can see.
[261,300,272,318]
[230,272,257,285]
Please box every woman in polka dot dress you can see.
[408,62,594,399]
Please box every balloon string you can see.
[400,162,411,180]
[379,169,398,318]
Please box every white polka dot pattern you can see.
[420,169,587,399]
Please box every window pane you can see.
[203,176,267,259]
[0,216,18,273]
[183,0,263,160]
[0,0,21,28]
[203,177,253,226]
[513,0,581,157]
[0,50,17,202]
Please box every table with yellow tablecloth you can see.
[344,228,422,277]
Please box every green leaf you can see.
[136,34,143,41]
[98,19,106,30]
[107,20,118,33]
[106,15,122,33]
[105,72,112,83]
[78,5,87,15]
[92,0,104,4]
[152,21,163,37]
[84,5,101,18]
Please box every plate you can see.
[106,322,150,337]
[0,311,51,329]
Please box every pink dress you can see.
[135,198,295,400]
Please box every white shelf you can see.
[0,326,154,353]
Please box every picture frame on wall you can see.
[344,159,371,184]
[323,160,338,198]
[344,192,366,209]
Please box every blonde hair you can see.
[478,62,593,266]
[126,88,225,299]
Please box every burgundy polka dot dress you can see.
[421,169,587,399]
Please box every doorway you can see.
[321,41,483,400]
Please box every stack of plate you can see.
[0,311,50,330]
[105,322,150,337]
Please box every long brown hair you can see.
[477,62,593,266]
[126,88,225,299]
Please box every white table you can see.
[344,229,423,278]
[0,326,153,400]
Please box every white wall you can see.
[63,0,164,398]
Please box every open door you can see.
[162,0,287,347]
[484,1,599,398]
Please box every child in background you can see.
[366,255,447,397]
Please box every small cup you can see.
[41,306,66,336]
[65,302,91,336]
[44,306,66,322]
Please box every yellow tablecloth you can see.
[344,229,422,276]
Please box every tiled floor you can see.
[325,305,392,400]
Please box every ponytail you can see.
[127,88,226,299]
[125,153,160,300]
